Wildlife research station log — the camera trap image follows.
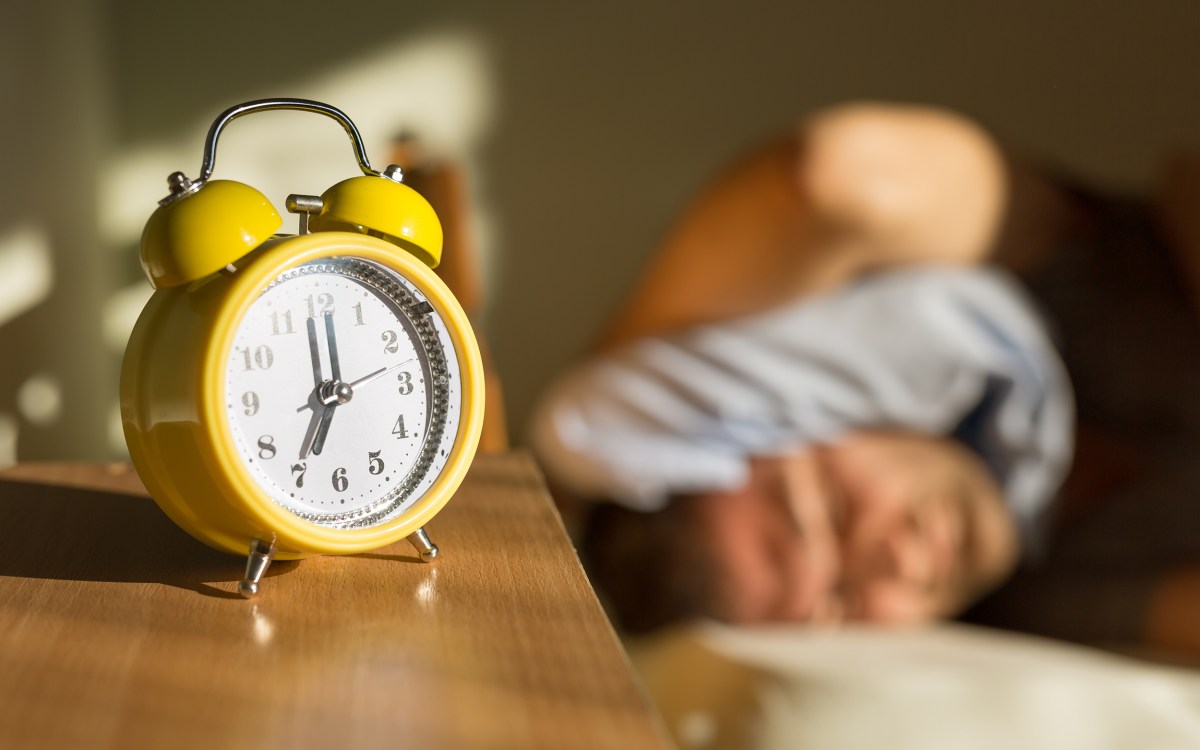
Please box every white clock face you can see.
[223,256,462,528]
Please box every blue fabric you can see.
[530,267,1075,556]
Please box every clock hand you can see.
[347,358,415,390]
[311,403,336,456]
[306,315,323,388]
[299,380,350,457]
[310,312,343,455]
[295,359,417,413]
[324,311,341,381]
[297,310,410,465]
[308,354,407,452]
[298,400,325,460]
[296,316,328,459]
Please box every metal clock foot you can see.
[407,527,439,563]
[238,537,276,598]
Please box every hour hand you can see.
[306,315,323,388]
[298,398,325,460]
[312,404,336,456]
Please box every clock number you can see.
[368,450,384,475]
[353,302,365,326]
[242,391,259,416]
[397,371,414,395]
[332,467,349,492]
[291,462,307,488]
[257,435,276,460]
[238,345,274,371]
[305,293,334,319]
[392,414,410,439]
[271,309,295,335]
[255,346,273,369]
[382,330,399,354]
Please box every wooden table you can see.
[0,453,672,749]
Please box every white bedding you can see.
[630,623,1200,749]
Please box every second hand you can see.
[296,358,416,413]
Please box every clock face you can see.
[223,256,462,528]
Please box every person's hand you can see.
[679,431,1019,626]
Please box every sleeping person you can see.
[530,102,1200,654]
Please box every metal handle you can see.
[196,98,381,187]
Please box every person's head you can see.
[582,429,1019,632]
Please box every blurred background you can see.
[2,0,1199,464]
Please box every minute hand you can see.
[325,312,341,381]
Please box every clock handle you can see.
[192,98,384,193]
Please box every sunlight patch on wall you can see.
[0,224,53,326]
[99,30,495,256]
[17,373,62,426]
[108,401,126,454]
[99,144,194,248]
[103,282,155,350]
[0,414,15,468]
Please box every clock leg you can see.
[238,537,276,598]
[407,527,439,563]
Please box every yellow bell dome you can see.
[309,174,443,268]
[140,178,282,289]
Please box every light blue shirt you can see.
[530,267,1074,556]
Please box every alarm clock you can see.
[120,99,485,597]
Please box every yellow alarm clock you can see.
[120,99,485,597]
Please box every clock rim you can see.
[193,231,484,557]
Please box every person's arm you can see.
[597,103,1008,350]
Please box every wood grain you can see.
[0,453,672,750]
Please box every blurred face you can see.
[681,430,1018,625]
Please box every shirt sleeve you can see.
[529,267,1074,556]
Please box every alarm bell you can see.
[311,169,444,269]
[137,98,445,290]
[140,177,282,289]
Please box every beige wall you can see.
[3,1,1199,460]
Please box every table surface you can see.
[0,453,672,750]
